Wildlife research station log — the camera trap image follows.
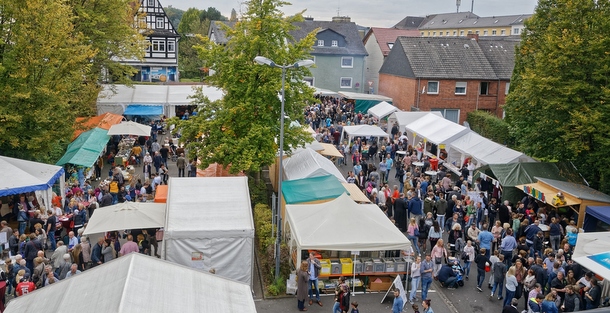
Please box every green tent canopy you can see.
[282,175,346,204]
[474,162,584,203]
[338,91,393,113]
[56,127,110,167]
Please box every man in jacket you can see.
[562,285,581,312]
[307,252,322,307]
[24,233,42,273]
[50,242,68,271]
[91,237,104,267]
[176,153,186,177]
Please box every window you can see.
[453,30,457,36]
[145,40,150,52]
[387,43,394,50]
[501,29,506,35]
[432,109,460,123]
[152,40,165,52]
[341,57,353,68]
[455,82,467,95]
[167,41,175,52]
[427,81,439,94]
[480,82,489,95]
[147,0,155,6]
[460,30,464,36]
[303,77,314,86]
[468,30,472,34]
[427,31,430,36]
[331,40,338,47]
[513,28,520,35]
[492,29,497,36]
[420,32,424,36]
[432,31,436,37]
[156,17,164,29]
[340,77,352,88]
[483,30,488,35]
[475,30,480,35]
[317,40,324,46]
[505,82,510,95]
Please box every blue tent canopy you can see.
[123,105,163,116]
[0,156,64,197]
[583,206,610,232]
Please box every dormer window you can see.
[387,43,394,49]
[331,40,338,47]
[317,40,324,46]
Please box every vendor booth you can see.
[446,131,534,168]
[386,111,443,135]
[82,202,166,235]
[73,112,123,140]
[572,232,610,298]
[403,113,469,149]
[107,120,152,137]
[163,177,254,286]
[97,84,224,118]
[339,91,393,113]
[367,101,399,120]
[56,127,110,168]
[281,147,346,184]
[583,206,610,232]
[516,177,610,229]
[0,156,65,212]
[4,253,257,313]
[340,125,389,145]
[318,143,343,158]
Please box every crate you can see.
[353,259,363,274]
[320,259,331,276]
[384,259,395,272]
[373,258,385,273]
[340,258,353,275]
[364,260,374,273]
[368,276,393,291]
[393,258,407,272]
[331,259,342,275]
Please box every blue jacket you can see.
[437,265,456,283]
[91,243,103,264]
[408,197,423,216]
[541,300,558,313]
[392,296,404,313]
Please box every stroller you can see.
[448,257,465,287]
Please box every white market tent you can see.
[107,121,152,136]
[4,253,257,313]
[404,113,469,146]
[314,87,340,97]
[97,84,224,118]
[387,111,444,135]
[446,131,534,167]
[282,148,347,183]
[367,101,399,120]
[573,231,610,281]
[340,124,390,144]
[163,177,254,286]
[83,202,166,235]
[0,156,65,211]
[286,193,410,260]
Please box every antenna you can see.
[456,0,461,13]
[337,0,341,16]
[471,0,474,14]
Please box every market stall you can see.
[403,113,469,149]
[573,232,610,290]
[0,156,66,211]
[340,125,389,145]
[338,91,393,113]
[4,253,257,313]
[56,128,110,168]
[107,121,152,137]
[73,112,124,140]
[281,147,346,184]
[367,101,399,120]
[82,202,166,235]
[516,177,610,229]
[386,111,443,135]
[446,131,534,168]
[163,177,254,286]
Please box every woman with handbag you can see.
[407,218,421,256]
[431,239,447,278]
[428,221,443,255]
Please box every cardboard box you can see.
[368,276,393,291]
[320,259,331,275]
[340,258,353,275]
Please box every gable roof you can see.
[393,16,426,30]
[478,39,519,80]
[208,20,235,43]
[419,13,531,30]
[364,27,421,56]
[380,36,516,80]
[292,20,367,56]
[417,12,478,30]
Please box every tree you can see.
[0,0,94,162]
[504,0,610,193]
[165,5,185,28]
[173,0,317,173]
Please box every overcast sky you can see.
[160,0,538,27]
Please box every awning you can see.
[123,105,163,116]
[154,185,168,203]
[83,202,166,235]
[341,183,371,203]
[318,143,343,158]
[584,206,610,232]
[573,232,610,281]
[56,128,110,168]
[107,121,152,136]
[367,101,399,120]
[74,113,124,140]
[0,156,64,197]
[282,175,345,204]
[515,182,581,207]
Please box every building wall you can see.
[379,74,509,123]
[310,54,365,93]
[363,33,385,94]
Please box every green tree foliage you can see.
[178,7,226,79]
[174,0,316,173]
[467,110,513,146]
[0,0,94,162]
[164,5,184,28]
[504,0,610,193]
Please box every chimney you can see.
[332,16,351,23]
[304,16,314,21]
[466,33,479,42]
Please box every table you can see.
[412,162,424,167]
[396,151,407,163]
[58,214,74,233]
[425,170,438,182]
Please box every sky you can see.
[160,0,538,28]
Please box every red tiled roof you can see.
[368,27,421,56]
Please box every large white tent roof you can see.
[448,131,534,166]
[286,193,410,251]
[165,177,254,238]
[97,84,224,106]
[0,156,64,197]
[282,148,347,183]
[4,253,257,313]
[387,111,443,134]
[367,101,399,120]
[573,231,610,281]
[404,113,469,145]
[341,125,389,139]
[83,202,166,235]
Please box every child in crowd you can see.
[350,301,359,313]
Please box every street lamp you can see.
[254,56,314,280]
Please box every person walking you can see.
[504,267,518,307]
[392,290,404,313]
[176,153,186,177]
[474,248,490,292]
[420,254,434,301]
[422,299,434,313]
[409,256,422,304]
[490,254,506,300]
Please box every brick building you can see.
[378,35,517,123]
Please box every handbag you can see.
[435,256,442,264]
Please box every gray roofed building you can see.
[393,16,426,30]
[417,12,479,30]
[292,20,368,56]
[478,39,519,80]
[419,14,528,30]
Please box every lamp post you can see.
[254,56,314,280]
